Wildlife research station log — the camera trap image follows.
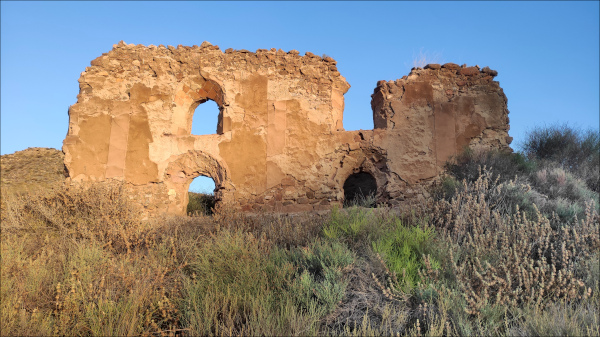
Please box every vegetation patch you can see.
[187,192,216,216]
[1,125,598,336]
[0,147,66,195]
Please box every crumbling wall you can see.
[369,63,513,204]
[63,42,511,217]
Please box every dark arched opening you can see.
[343,171,377,207]
[187,175,216,216]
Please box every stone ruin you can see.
[63,41,512,217]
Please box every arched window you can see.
[190,78,225,135]
[191,99,222,136]
[187,175,216,216]
[343,171,377,207]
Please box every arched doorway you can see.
[187,175,216,216]
[164,150,233,215]
[343,171,377,207]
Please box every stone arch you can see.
[334,148,389,206]
[185,77,228,135]
[164,150,234,214]
[343,171,377,206]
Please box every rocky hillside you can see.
[1,147,67,195]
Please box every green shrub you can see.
[432,176,460,200]
[372,220,439,293]
[180,229,354,336]
[180,230,311,335]
[444,147,535,186]
[522,125,599,192]
[322,207,374,244]
[529,167,599,223]
[286,239,354,314]
[323,206,440,294]
[187,192,215,216]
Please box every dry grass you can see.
[1,182,185,336]
[4,176,596,336]
[0,182,349,336]
[2,127,598,336]
[0,147,66,195]
[1,148,67,221]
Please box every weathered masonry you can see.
[63,41,512,217]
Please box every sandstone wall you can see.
[369,63,513,204]
[63,41,512,217]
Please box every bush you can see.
[180,230,301,335]
[322,171,599,335]
[522,125,599,192]
[286,239,355,315]
[444,147,535,185]
[322,206,441,292]
[372,221,439,293]
[427,169,599,319]
[187,192,215,216]
[529,167,599,224]
[441,126,600,224]
[3,181,148,253]
[322,207,374,245]
[507,300,600,337]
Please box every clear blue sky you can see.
[2,1,598,193]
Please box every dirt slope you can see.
[1,147,67,195]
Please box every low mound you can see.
[1,147,67,195]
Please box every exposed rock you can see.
[458,66,480,76]
[323,56,336,63]
[424,63,441,70]
[482,66,499,77]
[63,42,512,217]
[442,62,461,70]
